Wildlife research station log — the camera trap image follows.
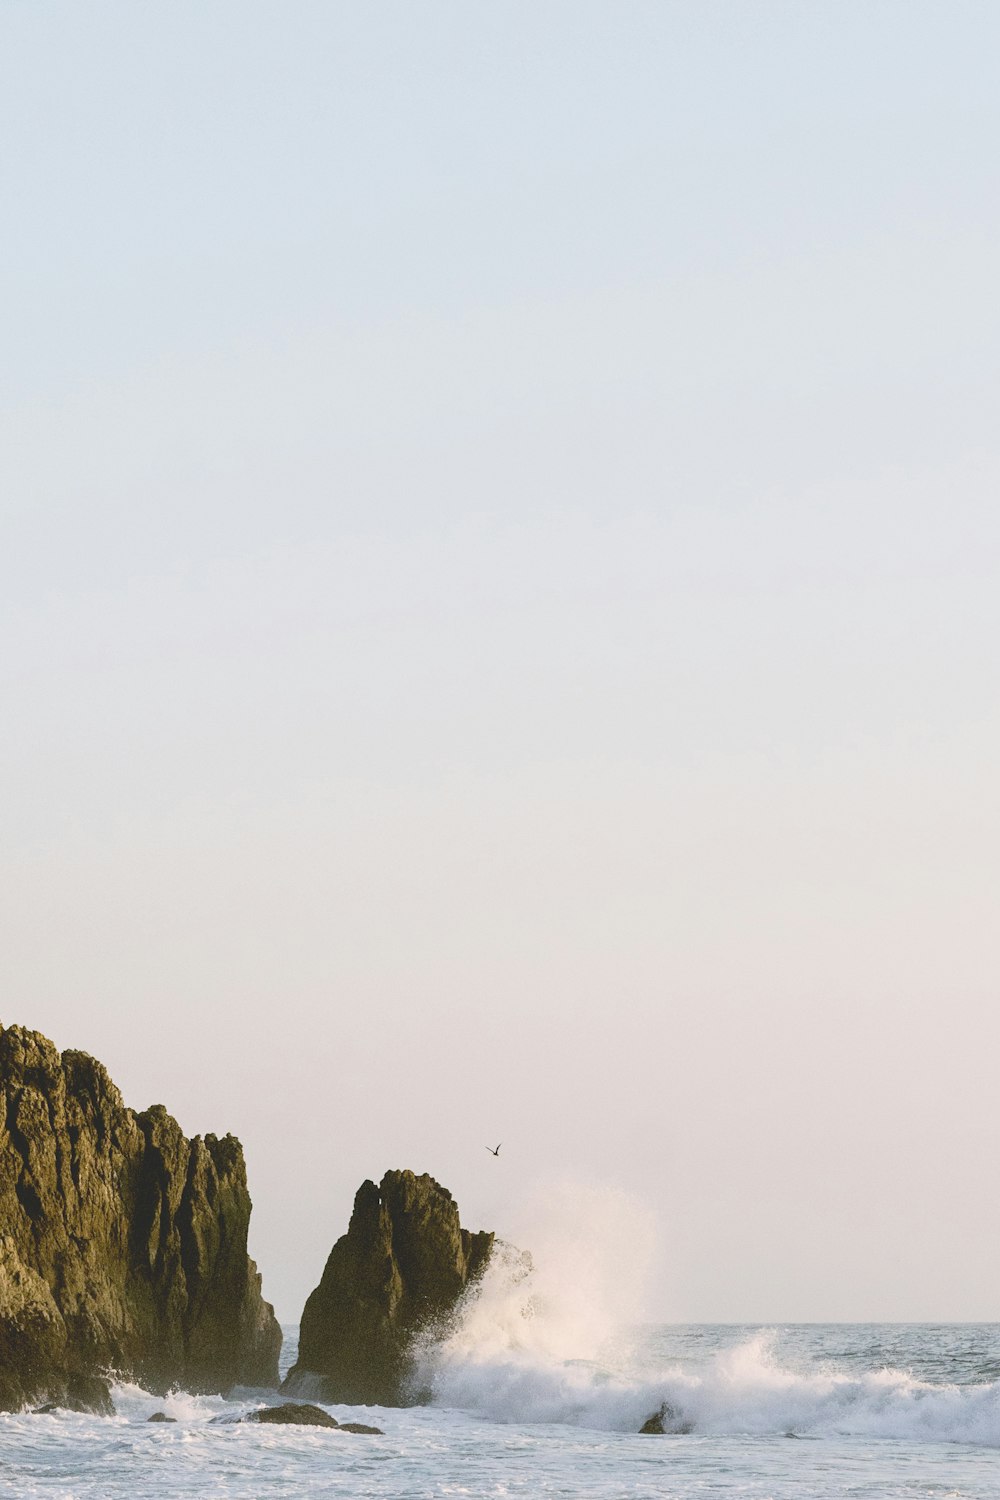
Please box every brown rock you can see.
[284,1169,492,1405]
[639,1401,693,1434]
[249,1402,339,1427]
[0,1022,281,1411]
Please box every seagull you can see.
[485,1143,501,1157]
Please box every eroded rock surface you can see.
[0,1022,281,1411]
[249,1402,339,1427]
[285,1169,493,1405]
[245,1403,384,1433]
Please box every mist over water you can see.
[415,1181,656,1420]
[435,1183,656,1356]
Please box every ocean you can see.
[1,1321,997,1498]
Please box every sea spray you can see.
[421,1317,1000,1442]
[410,1191,1000,1445]
[413,1181,663,1425]
[3,1328,998,1500]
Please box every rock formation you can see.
[639,1401,693,1434]
[284,1169,493,1405]
[245,1403,384,1433]
[0,1022,281,1412]
[250,1401,340,1427]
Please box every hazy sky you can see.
[3,2,999,1323]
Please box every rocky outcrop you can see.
[284,1169,493,1405]
[639,1401,693,1434]
[250,1401,340,1427]
[245,1403,384,1433]
[0,1022,281,1411]
[33,1372,115,1415]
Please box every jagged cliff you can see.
[0,1022,281,1411]
[285,1169,493,1405]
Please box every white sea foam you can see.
[654,1330,1000,1446]
[414,1186,1000,1447]
[1,1192,996,1500]
[427,1303,1000,1444]
[2,1329,998,1499]
[108,1380,227,1423]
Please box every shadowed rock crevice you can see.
[0,1022,281,1412]
[284,1169,492,1406]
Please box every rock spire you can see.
[285,1169,492,1405]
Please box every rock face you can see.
[285,1169,493,1405]
[34,1372,115,1416]
[0,1022,281,1411]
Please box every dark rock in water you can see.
[639,1402,693,1435]
[249,1402,339,1427]
[64,1372,115,1415]
[0,1022,281,1412]
[31,1375,114,1416]
[242,1404,383,1433]
[147,1411,177,1422]
[284,1169,493,1406]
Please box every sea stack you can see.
[0,1022,281,1412]
[284,1169,493,1405]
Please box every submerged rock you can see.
[284,1169,493,1406]
[249,1402,339,1427]
[639,1401,693,1435]
[147,1411,177,1422]
[0,1022,281,1412]
[242,1404,384,1433]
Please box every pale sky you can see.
[2,1,999,1323]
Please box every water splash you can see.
[413,1189,1000,1445]
[414,1181,664,1425]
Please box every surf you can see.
[412,1186,1000,1447]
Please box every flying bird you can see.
[486,1143,501,1157]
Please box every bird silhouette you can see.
[486,1143,501,1157]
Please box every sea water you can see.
[1,1318,997,1498]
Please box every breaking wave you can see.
[414,1186,1000,1447]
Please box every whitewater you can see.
[2,1322,997,1498]
[2,1198,997,1497]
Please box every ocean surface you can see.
[1,1320,997,1498]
